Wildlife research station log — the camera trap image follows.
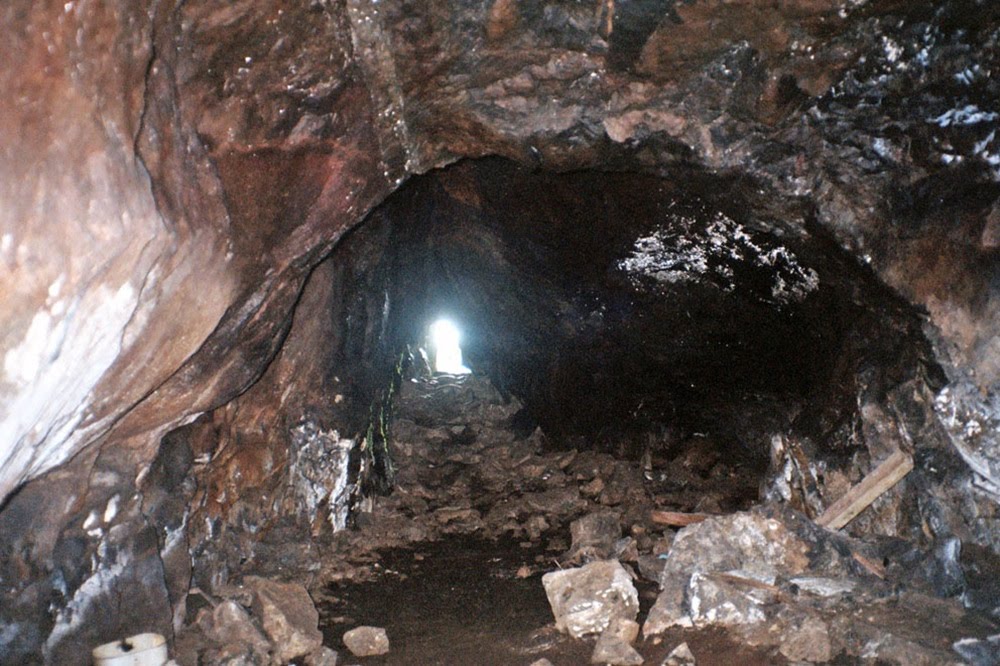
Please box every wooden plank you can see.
[816,450,914,530]
[851,551,887,579]
[650,510,711,527]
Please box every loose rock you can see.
[306,646,339,666]
[543,560,639,638]
[246,576,324,662]
[661,642,696,665]
[777,614,831,663]
[564,511,622,564]
[592,618,643,665]
[199,600,271,659]
[343,626,390,657]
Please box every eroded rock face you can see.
[1,0,999,663]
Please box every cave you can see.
[3,1,1000,664]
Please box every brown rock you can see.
[201,600,270,658]
[305,646,339,666]
[246,577,323,662]
[343,626,390,657]
[486,0,519,41]
[564,511,622,564]
[778,616,831,663]
[592,617,644,665]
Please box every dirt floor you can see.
[175,372,999,665]
[304,373,1000,665]
[316,534,784,665]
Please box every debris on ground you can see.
[542,560,639,639]
[173,373,1000,665]
[246,576,324,662]
[591,617,644,665]
[174,577,332,665]
[342,625,390,657]
[662,642,696,665]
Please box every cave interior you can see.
[3,0,1000,664]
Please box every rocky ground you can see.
[171,372,1000,665]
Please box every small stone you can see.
[662,642,696,665]
[526,514,550,540]
[306,646,339,666]
[581,477,605,497]
[592,617,642,663]
[529,660,555,666]
[637,554,667,583]
[778,616,831,663]
[542,560,639,638]
[343,626,390,657]
[592,621,645,665]
[603,617,640,644]
[565,511,621,564]
[245,576,323,662]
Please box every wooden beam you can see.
[650,510,711,527]
[816,450,914,530]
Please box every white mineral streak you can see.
[617,211,819,304]
[0,282,138,499]
[289,423,356,531]
[935,385,1000,502]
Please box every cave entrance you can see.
[427,318,471,375]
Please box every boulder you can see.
[542,560,639,638]
[245,577,323,662]
[644,509,813,635]
[200,600,270,659]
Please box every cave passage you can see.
[321,156,936,511]
[267,157,964,665]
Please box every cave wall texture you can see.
[1,0,1000,662]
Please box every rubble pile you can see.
[309,372,1000,665]
[173,578,331,666]
[317,373,760,584]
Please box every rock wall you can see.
[1,0,999,662]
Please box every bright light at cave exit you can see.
[429,319,471,374]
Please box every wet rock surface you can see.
[3,0,1000,662]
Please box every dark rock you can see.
[637,554,668,583]
[954,635,1000,666]
[564,511,622,564]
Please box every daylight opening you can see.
[428,318,471,374]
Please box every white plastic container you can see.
[92,633,168,666]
